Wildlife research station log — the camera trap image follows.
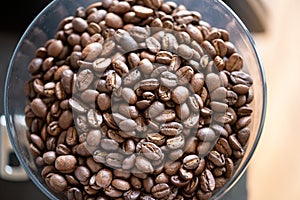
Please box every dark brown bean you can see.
[151,183,171,199]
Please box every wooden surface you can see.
[248,0,300,199]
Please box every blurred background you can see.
[0,0,299,199]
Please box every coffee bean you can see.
[160,71,178,88]
[106,153,125,168]
[82,42,103,61]
[154,109,176,123]
[47,40,64,58]
[141,142,163,160]
[177,44,194,60]
[151,183,171,199]
[74,166,91,184]
[46,173,68,193]
[237,126,250,146]
[145,101,165,119]
[121,87,137,105]
[76,69,94,91]
[31,98,47,118]
[182,154,200,170]
[93,58,111,73]
[200,169,215,192]
[66,187,83,200]
[208,150,226,167]
[186,24,203,44]
[166,134,184,150]
[225,158,234,178]
[124,189,141,200]
[105,13,124,29]
[236,116,251,130]
[226,52,243,71]
[112,179,131,191]
[69,97,88,113]
[135,156,154,173]
[171,86,190,104]
[230,71,253,86]
[146,37,161,53]
[137,78,159,91]
[160,122,183,136]
[132,5,154,18]
[144,0,163,9]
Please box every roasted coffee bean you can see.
[160,122,183,136]
[151,183,171,199]
[200,169,215,192]
[146,37,161,53]
[104,185,123,198]
[31,98,47,118]
[170,175,189,188]
[237,106,253,117]
[184,176,199,193]
[183,154,200,170]
[206,73,221,92]
[76,69,94,91]
[226,52,243,71]
[142,177,154,193]
[82,42,103,61]
[106,153,125,168]
[101,138,119,151]
[96,169,113,188]
[69,97,88,113]
[171,86,190,104]
[93,58,111,73]
[228,134,243,151]
[135,156,154,173]
[132,5,154,18]
[124,189,141,200]
[230,71,253,86]
[215,138,232,157]
[168,149,184,161]
[155,172,169,184]
[122,139,136,154]
[137,78,159,90]
[141,142,163,160]
[55,155,77,173]
[105,13,124,29]
[210,101,228,113]
[66,187,83,200]
[179,166,193,181]
[236,116,251,130]
[207,150,225,167]
[130,176,142,189]
[97,93,111,111]
[45,173,68,193]
[43,151,56,165]
[237,126,250,146]
[160,71,178,88]
[74,166,91,183]
[119,119,138,132]
[123,69,141,86]
[197,189,213,200]
[197,127,216,142]
[154,109,176,123]
[146,133,166,146]
[86,109,102,128]
[166,134,184,150]
[176,66,194,85]
[122,154,136,170]
[225,157,234,178]
[112,179,131,191]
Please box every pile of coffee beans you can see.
[24,0,254,199]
